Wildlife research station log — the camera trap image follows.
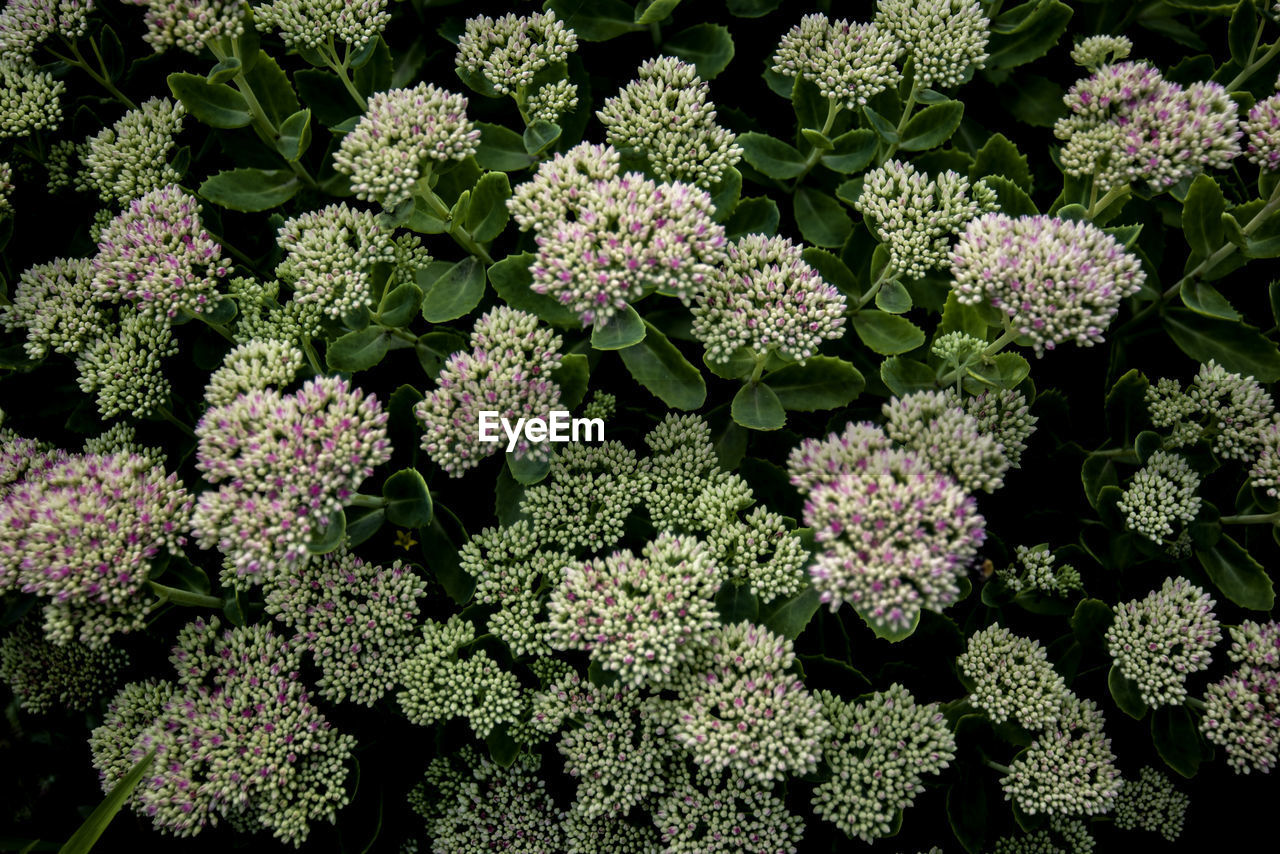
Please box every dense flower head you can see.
[812,684,955,842]
[45,138,79,191]
[772,13,900,109]
[120,0,245,54]
[82,422,162,466]
[857,160,990,279]
[0,0,92,61]
[74,308,178,418]
[562,810,662,854]
[526,77,578,123]
[1116,450,1202,542]
[521,440,644,553]
[883,389,1010,492]
[1071,34,1133,70]
[950,213,1146,355]
[263,549,424,706]
[792,436,986,632]
[415,306,563,475]
[598,55,742,189]
[1245,93,1280,171]
[0,618,126,713]
[0,59,63,138]
[396,614,525,738]
[460,520,568,658]
[254,0,389,52]
[654,766,804,853]
[1107,576,1220,708]
[1200,619,1280,773]
[92,618,356,845]
[528,171,727,326]
[547,534,721,688]
[704,505,808,603]
[509,141,621,233]
[1150,360,1278,460]
[692,233,845,365]
[1114,766,1188,841]
[80,97,185,205]
[959,624,1072,731]
[964,387,1038,469]
[786,420,893,493]
[91,184,227,320]
[457,10,578,116]
[643,413,740,531]
[422,753,565,853]
[1055,61,1241,193]
[669,621,829,783]
[333,82,480,209]
[1250,421,1280,498]
[0,426,65,494]
[2,256,106,359]
[0,450,191,645]
[204,338,305,407]
[191,376,392,582]
[876,0,989,89]
[0,158,10,215]
[999,543,1083,597]
[228,275,309,345]
[1002,697,1121,816]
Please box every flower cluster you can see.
[0,0,93,61]
[0,59,63,138]
[79,97,185,205]
[1002,697,1121,816]
[456,10,578,121]
[1,256,105,358]
[1070,34,1132,71]
[334,82,480,210]
[414,306,563,475]
[1244,92,1280,171]
[1055,61,1241,193]
[1106,577,1221,708]
[203,338,305,407]
[90,618,356,845]
[599,56,742,189]
[772,13,901,109]
[191,377,391,582]
[1114,766,1189,841]
[1201,619,1280,773]
[74,308,179,418]
[1116,450,1202,542]
[507,142,620,233]
[121,0,245,55]
[950,213,1146,355]
[876,0,989,89]
[418,753,565,853]
[959,624,1071,730]
[1148,360,1277,460]
[811,684,955,842]
[521,440,644,553]
[0,450,191,645]
[459,520,567,658]
[91,184,227,320]
[654,767,805,853]
[964,387,1038,469]
[999,544,1083,597]
[0,618,126,713]
[692,233,845,365]
[883,389,1010,492]
[644,412,751,531]
[704,504,808,603]
[255,0,389,53]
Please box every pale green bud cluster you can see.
[334,82,480,210]
[0,58,63,138]
[1200,619,1280,773]
[45,138,80,191]
[876,0,989,89]
[1002,697,1121,816]
[599,56,742,189]
[581,390,616,421]
[82,422,162,467]
[812,684,955,842]
[0,158,10,215]
[642,412,737,530]
[75,309,179,418]
[120,0,245,55]
[457,10,578,119]
[508,142,620,233]
[1250,421,1280,498]
[521,441,644,553]
[856,160,989,279]
[999,544,1083,596]
[1148,360,1277,460]
[654,766,804,853]
[228,275,308,345]
[459,520,568,658]
[1106,577,1220,708]
[772,13,901,109]
[1115,450,1201,542]
[255,0,389,53]
[1114,766,1188,841]
[1070,35,1132,71]
[0,0,93,61]
[563,810,662,854]
[704,505,808,603]
[965,387,1038,469]
[526,77,579,122]
[883,389,1010,492]
[79,97,185,205]
[1,256,106,359]
[959,624,1072,730]
[422,753,565,853]
[204,338,305,407]
[0,618,126,713]
[396,614,525,738]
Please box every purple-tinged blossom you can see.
[254,0,388,53]
[1,256,106,359]
[772,14,901,109]
[654,766,805,853]
[1245,93,1280,171]
[120,0,245,55]
[508,142,621,234]
[0,0,93,62]
[1200,620,1280,774]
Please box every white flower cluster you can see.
[121,0,245,55]
[1002,697,1121,816]
[883,389,1011,492]
[79,97,185,205]
[1201,619,1280,774]
[1148,360,1278,460]
[457,10,578,121]
[0,59,64,138]
[203,338,305,407]
[254,0,389,53]
[1070,35,1132,71]
[2,256,105,359]
[1106,577,1220,708]
[959,624,1072,730]
[772,13,901,109]
[999,543,1083,597]
[1114,766,1189,841]
[876,0,989,89]
[1245,93,1280,171]
[1115,450,1202,542]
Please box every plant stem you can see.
[51,37,137,109]
[181,308,237,344]
[324,36,369,112]
[1228,38,1280,92]
[148,581,223,609]
[418,189,495,265]
[791,99,843,188]
[985,759,1013,775]
[1186,697,1208,712]
[1219,510,1280,525]
[879,81,920,164]
[349,493,388,509]
[155,404,196,438]
[1086,185,1127,220]
[302,337,323,374]
[982,326,1018,357]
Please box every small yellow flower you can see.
[394,530,418,551]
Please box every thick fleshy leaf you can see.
[619,321,706,410]
[1195,535,1276,610]
[853,311,926,355]
[732,382,786,430]
[763,356,864,411]
[383,469,433,529]
[420,257,486,323]
[168,73,251,127]
[199,169,299,212]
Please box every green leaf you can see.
[1183,174,1227,258]
[820,129,878,173]
[507,452,551,485]
[1152,705,1209,778]
[59,749,156,854]
[1229,0,1259,65]
[1179,279,1241,321]
[485,723,521,768]
[759,588,821,640]
[377,283,423,327]
[465,171,512,242]
[715,582,760,622]
[383,469,433,529]
[881,356,937,396]
[1070,598,1114,651]
[1108,664,1150,720]
[207,56,242,86]
[345,506,385,548]
[475,122,535,171]
[295,68,359,126]
[732,382,786,431]
[725,196,780,239]
[326,327,391,372]
[727,0,782,16]
[863,105,899,143]
[307,508,347,554]
[738,132,807,179]
[971,133,1031,191]
[852,311,925,355]
[550,353,590,410]
[199,168,299,212]
[619,321,707,410]
[986,0,1073,70]
[544,0,639,41]
[704,347,756,380]
[591,305,647,350]
[666,23,735,79]
[940,292,989,338]
[352,37,391,98]
[800,128,833,151]
[1162,310,1280,382]
[946,780,988,854]
[899,101,964,151]
[635,0,681,24]
[523,120,561,155]
[275,108,312,161]
[420,257,486,323]
[167,73,251,128]
[794,188,853,248]
[487,252,580,327]
[1196,534,1276,610]
[710,167,743,221]
[763,356,864,411]
[876,280,912,314]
